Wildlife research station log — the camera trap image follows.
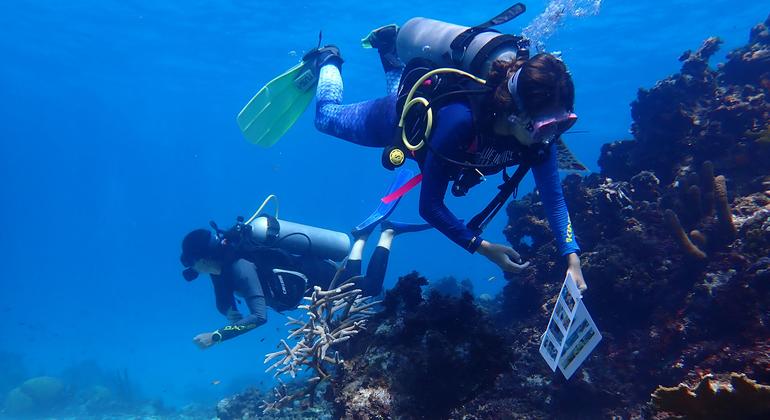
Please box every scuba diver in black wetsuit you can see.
[180,172,430,349]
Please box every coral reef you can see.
[331,272,511,419]
[4,376,67,417]
[600,16,770,192]
[215,14,770,419]
[0,352,27,403]
[216,386,333,420]
[495,15,770,418]
[652,372,770,419]
[663,161,737,260]
[0,364,213,419]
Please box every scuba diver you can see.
[236,3,587,290]
[180,171,430,349]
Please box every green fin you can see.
[555,139,589,172]
[237,61,318,147]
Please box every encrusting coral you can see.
[652,372,770,418]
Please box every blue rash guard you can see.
[418,101,580,256]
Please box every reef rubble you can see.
[215,14,770,419]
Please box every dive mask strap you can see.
[507,67,524,112]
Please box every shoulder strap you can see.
[449,3,527,63]
[466,163,530,235]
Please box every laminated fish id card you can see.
[539,272,602,379]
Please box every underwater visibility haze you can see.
[1,0,769,418]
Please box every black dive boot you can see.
[361,24,402,71]
[302,45,344,74]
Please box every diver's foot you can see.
[381,220,432,235]
[361,24,399,51]
[351,203,398,239]
[362,24,402,71]
[303,45,343,73]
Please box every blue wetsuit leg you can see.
[315,64,399,147]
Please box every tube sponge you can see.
[714,175,736,238]
[665,209,707,259]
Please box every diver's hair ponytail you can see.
[488,53,574,115]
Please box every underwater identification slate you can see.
[539,273,602,379]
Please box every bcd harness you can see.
[379,6,550,236]
[210,216,308,312]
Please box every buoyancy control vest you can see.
[382,3,534,176]
[377,3,559,235]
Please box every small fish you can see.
[487,276,496,282]
[260,337,265,342]
[211,380,221,386]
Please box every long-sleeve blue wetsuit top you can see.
[418,101,580,256]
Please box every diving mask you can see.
[506,67,578,146]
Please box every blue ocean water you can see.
[0,0,766,411]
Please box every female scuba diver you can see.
[179,171,430,349]
[302,5,587,290]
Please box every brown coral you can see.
[652,372,770,418]
[714,175,737,238]
[665,209,707,259]
[665,161,739,258]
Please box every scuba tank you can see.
[384,2,531,167]
[396,3,529,78]
[248,216,350,262]
[215,195,351,262]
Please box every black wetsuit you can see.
[209,246,390,343]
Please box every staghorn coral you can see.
[652,372,770,419]
[260,275,379,413]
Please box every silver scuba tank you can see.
[396,4,528,78]
[248,216,350,262]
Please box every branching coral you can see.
[260,275,380,413]
[652,372,770,418]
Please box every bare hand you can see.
[566,253,587,293]
[478,240,530,273]
[193,332,216,350]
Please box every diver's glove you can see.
[303,45,344,74]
